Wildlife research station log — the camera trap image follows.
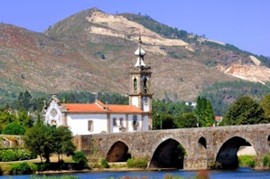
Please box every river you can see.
[0,168,270,179]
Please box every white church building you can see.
[43,38,153,135]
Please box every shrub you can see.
[72,151,88,169]
[127,158,148,168]
[263,154,270,167]
[238,155,256,168]
[10,162,36,175]
[0,149,36,162]
[2,122,26,135]
[100,159,110,168]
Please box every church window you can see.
[143,77,147,93]
[88,120,93,131]
[132,115,138,130]
[120,118,123,126]
[113,118,117,126]
[133,78,137,93]
[119,118,125,132]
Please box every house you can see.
[43,38,153,135]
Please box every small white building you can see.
[44,96,149,135]
[43,38,153,135]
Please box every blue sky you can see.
[0,0,269,57]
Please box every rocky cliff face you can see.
[0,8,269,101]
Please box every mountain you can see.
[0,8,270,103]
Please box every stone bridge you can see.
[74,124,270,170]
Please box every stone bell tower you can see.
[129,37,153,127]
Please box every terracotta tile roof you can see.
[63,103,106,113]
[63,100,145,114]
[107,104,144,113]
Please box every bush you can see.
[100,159,110,168]
[72,151,88,169]
[0,149,36,162]
[2,122,26,135]
[238,155,256,168]
[263,155,270,167]
[127,158,148,168]
[10,162,36,175]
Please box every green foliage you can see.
[175,113,198,128]
[201,81,270,116]
[195,96,215,127]
[9,162,36,175]
[127,158,148,168]
[152,100,193,129]
[121,13,197,43]
[17,90,32,110]
[222,96,267,125]
[238,155,256,168]
[260,94,270,119]
[100,159,110,168]
[263,154,270,167]
[2,122,25,135]
[72,151,88,169]
[24,120,75,163]
[0,149,36,162]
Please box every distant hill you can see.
[0,8,270,104]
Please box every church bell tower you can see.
[129,37,153,121]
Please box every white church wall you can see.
[142,115,149,131]
[67,114,107,135]
[127,114,142,132]
[110,114,127,133]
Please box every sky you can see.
[0,0,269,57]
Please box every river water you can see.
[0,168,270,179]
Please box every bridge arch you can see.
[148,138,187,169]
[215,136,256,169]
[198,136,207,149]
[106,140,131,162]
[268,135,270,147]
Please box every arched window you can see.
[88,120,93,132]
[132,115,138,130]
[133,78,137,93]
[143,77,147,93]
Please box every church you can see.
[43,38,153,135]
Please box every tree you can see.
[53,126,75,161]
[24,120,75,163]
[222,96,266,125]
[18,90,32,110]
[17,110,33,128]
[2,122,25,135]
[153,113,176,129]
[194,96,215,127]
[260,94,270,119]
[175,113,198,128]
[23,119,51,163]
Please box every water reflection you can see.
[0,168,270,179]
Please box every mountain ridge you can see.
[0,8,269,102]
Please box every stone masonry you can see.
[74,124,270,170]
